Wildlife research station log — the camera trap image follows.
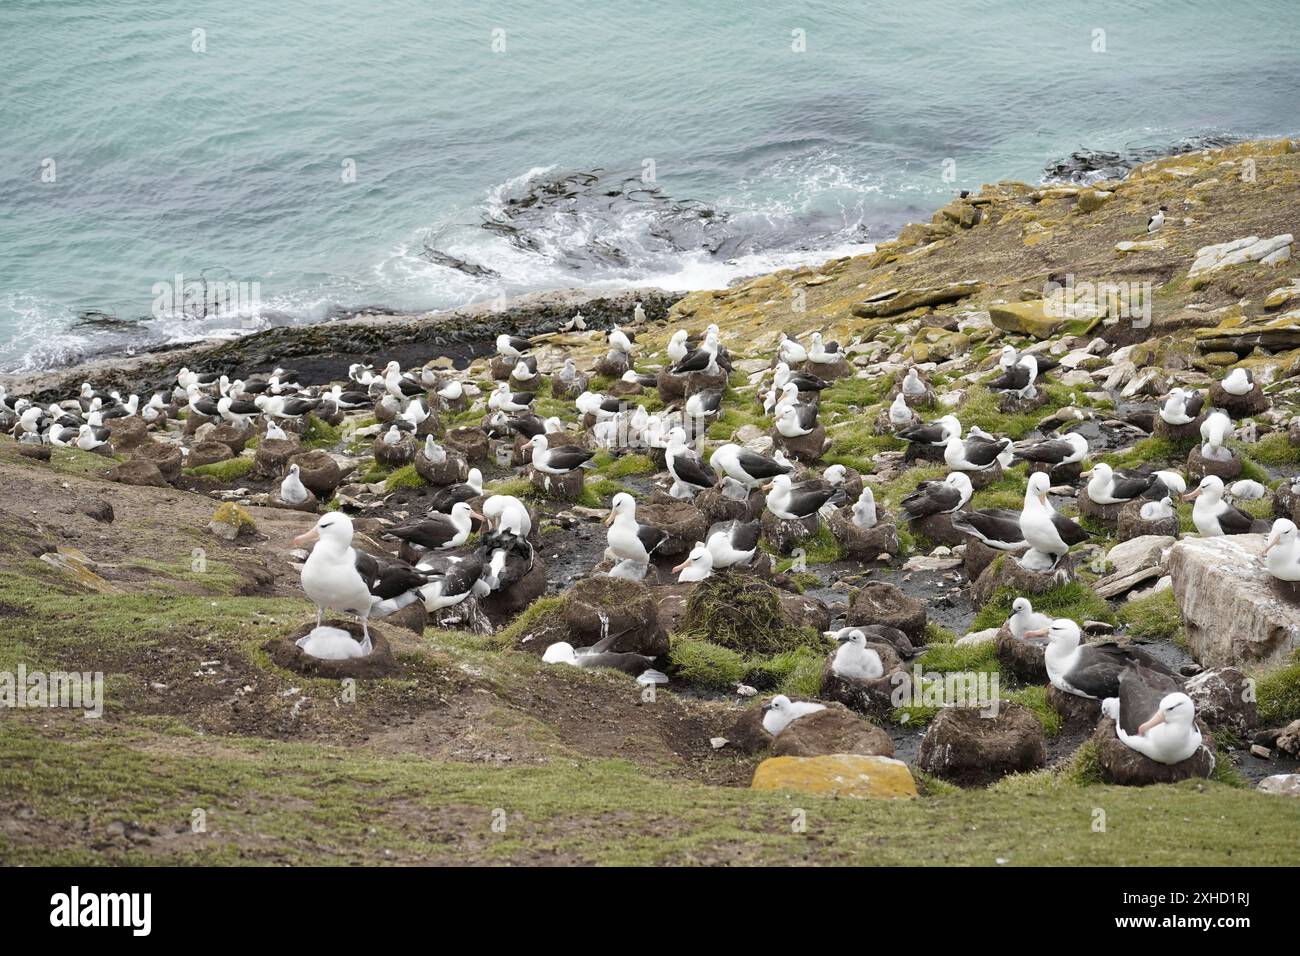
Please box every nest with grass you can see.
[677,573,826,655]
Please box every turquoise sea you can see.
[2,0,1298,370]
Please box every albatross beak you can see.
[604,512,616,526]
[521,440,533,452]
[1182,489,1201,501]
[761,482,774,492]
[1264,532,1279,554]
[1080,469,1093,478]
[671,560,688,573]
[1137,709,1167,736]
[293,527,320,547]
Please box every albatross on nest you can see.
[762,695,825,735]
[830,630,884,681]
[705,520,760,568]
[1019,471,1090,569]
[524,433,595,475]
[1184,475,1265,536]
[899,472,973,519]
[1025,618,1175,700]
[1264,518,1300,582]
[763,474,843,521]
[293,512,431,651]
[605,492,669,565]
[1083,463,1153,505]
[710,443,792,487]
[1102,665,1204,765]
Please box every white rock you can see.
[1257,774,1300,796]
[1190,233,1293,276]
[955,628,998,647]
[710,737,729,750]
[1106,535,1176,577]
[1168,534,1300,667]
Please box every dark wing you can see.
[1072,642,1177,700]
[503,336,531,354]
[1116,664,1182,736]
[988,366,1030,391]
[961,437,1008,467]
[672,451,716,488]
[386,515,457,549]
[507,414,547,438]
[710,520,761,553]
[1111,472,1155,501]
[354,550,429,599]
[1015,439,1075,464]
[785,486,842,517]
[1049,512,1092,545]
[898,421,946,445]
[900,480,959,518]
[671,348,710,374]
[1214,503,1257,535]
[1183,390,1205,418]
[951,509,1025,547]
[793,404,819,430]
[508,391,536,406]
[545,446,595,471]
[636,524,670,556]
[427,484,476,512]
[789,372,830,391]
[735,449,792,480]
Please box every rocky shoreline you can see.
[4,137,1300,864]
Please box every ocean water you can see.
[2,0,1298,372]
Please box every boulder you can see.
[916,701,1047,787]
[1257,774,1300,796]
[828,509,899,559]
[1091,717,1215,786]
[988,300,1078,339]
[1106,535,1176,578]
[187,440,236,469]
[252,437,299,478]
[769,423,827,462]
[106,459,168,488]
[207,502,257,541]
[995,624,1047,684]
[760,509,819,554]
[1183,666,1258,734]
[769,704,895,758]
[1186,445,1242,483]
[1116,502,1180,542]
[1168,534,1300,666]
[851,280,981,319]
[636,493,710,558]
[750,754,918,799]
[289,449,344,497]
[562,577,668,657]
[844,581,926,642]
[130,441,183,483]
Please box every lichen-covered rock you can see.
[845,581,926,642]
[917,701,1047,787]
[207,502,257,541]
[1091,716,1215,786]
[106,458,169,488]
[1168,534,1300,667]
[1183,666,1258,734]
[750,754,918,799]
[1257,774,1300,796]
[289,449,344,497]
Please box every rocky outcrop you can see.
[750,754,917,799]
[844,581,926,642]
[1183,667,1258,734]
[1189,234,1292,277]
[1168,534,1300,667]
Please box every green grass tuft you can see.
[1255,651,1300,725]
[668,639,747,690]
[677,574,827,656]
[972,580,1114,632]
[185,457,255,482]
[301,415,342,450]
[384,464,427,491]
[1117,588,1183,642]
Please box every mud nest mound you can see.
[263,619,397,679]
[678,573,824,655]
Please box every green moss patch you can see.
[1255,650,1300,725]
[972,581,1114,632]
[1117,588,1184,643]
[185,457,255,482]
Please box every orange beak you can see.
[1182,489,1201,501]
[671,559,689,573]
[1137,709,1167,736]
[293,527,320,547]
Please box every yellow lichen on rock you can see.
[751,754,919,799]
